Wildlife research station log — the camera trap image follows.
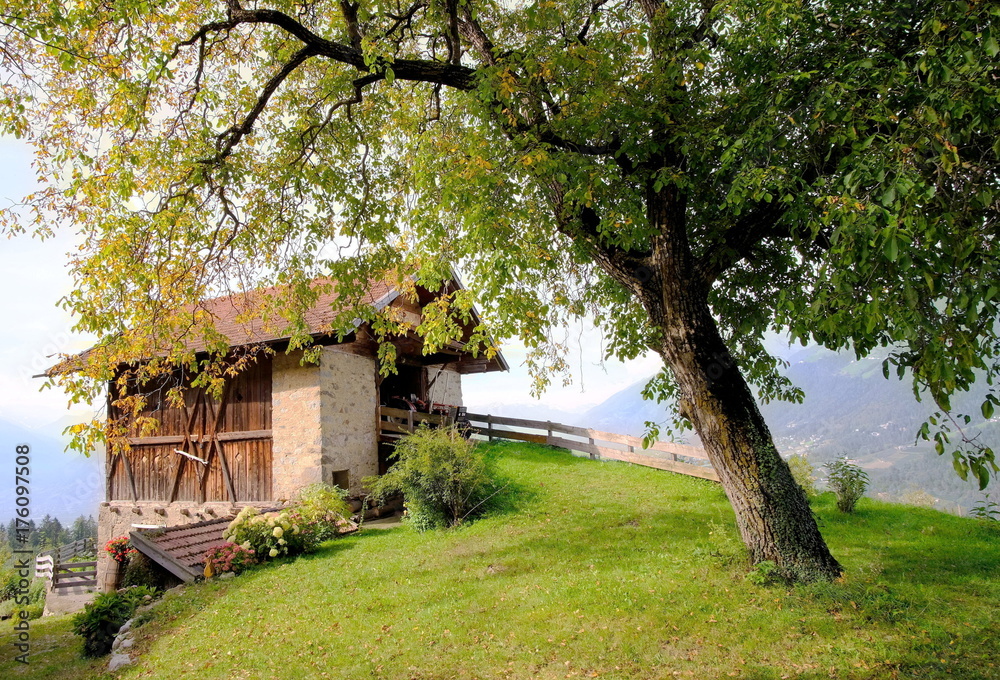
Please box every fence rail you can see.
[52,562,98,589]
[463,412,719,482]
[376,406,719,483]
[35,538,98,590]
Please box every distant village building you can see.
[63,275,506,588]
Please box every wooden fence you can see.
[378,406,455,438]
[376,406,718,483]
[35,538,98,590]
[465,412,719,482]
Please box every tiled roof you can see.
[130,517,237,582]
[41,277,400,375]
[130,511,360,582]
[186,277,397,350]
[43,271,509,375]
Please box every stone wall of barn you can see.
[319,347,379,494]
[271,351,324,501]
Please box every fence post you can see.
[546,421,553,445]
[588,435,596,460]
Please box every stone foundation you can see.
[95,500,262,592]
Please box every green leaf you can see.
[952,454,968,480]
[983,400,995,420]
[985,35,999,58]
[976,463,990,490]
[884,236,899,262]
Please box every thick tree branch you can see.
[207,46,318,162]
[220,0,477,89]
[546,181,653,292]
[457,5,497,66]
[339,0,364,52]
[694,202,788,285]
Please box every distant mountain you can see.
[0,418,103,523]
[468,401,584,427]
[574,346,998,514]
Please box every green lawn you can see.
[0,612,110,679]
[7,442,1000,679]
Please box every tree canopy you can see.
[2,0,998,579]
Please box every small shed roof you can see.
[130,517,235,583]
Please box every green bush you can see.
[970,494,999,522]
[0,568,19,602]
[294,483,353,543]
[71,586,158,657]
[824,456,870,513]
[786,454,817,497]
[222,486,351,563]
[364,425,498,530]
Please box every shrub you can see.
[364,425,497,530]
[295,483,353,543]
[824,456,870,513]
[71,586,158,657]
[203,542,257,576]
[223,507,311,559]
[0,567,19,602]
[786,454,817,497]
[746,560,782,586]
[970,494,999,522]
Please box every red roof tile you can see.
[188,277,397,350]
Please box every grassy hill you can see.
[5,442,999,679]
[573,347,999,512]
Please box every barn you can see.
[87,274,507,586]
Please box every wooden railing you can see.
[377,406,718,482]
[36,538,98,590]
[378,406,454,436]
[52,561,98,589]
[464,413,719,482]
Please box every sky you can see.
[0,135,662,436]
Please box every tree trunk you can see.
[638,193,843,582]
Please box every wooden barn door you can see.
[107,358,273,502]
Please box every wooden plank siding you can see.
[108,357,273,502]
